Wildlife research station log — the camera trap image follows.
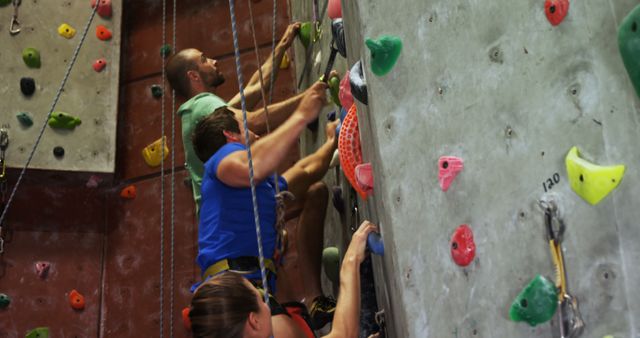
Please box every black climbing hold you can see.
[307,117,319,132]
[21,77,36,96]
[151,84,163,98]
[327,110,337,121]
[349,61,368,105]
[331,19,347,58]
[331,186,345,214]
[53,146,65,158]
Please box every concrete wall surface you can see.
[1,0,122,172]
[324,0,640,337]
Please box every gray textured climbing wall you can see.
[1,0,121,172]
[293,0,640,337]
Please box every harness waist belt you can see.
[202,257,276,279]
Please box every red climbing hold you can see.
[328,0,342,19]
[35,261,50,279]
[182,307,191,330]
[96,25,112,41]
[338,104,368,199]
[439,156,464,191]
[93,58,107,72]
[544,0,569,26]
[120,185,136,199]
[91,0,113,19]
[450,224,476,267]
[355,163,374,196]
[69,289,85,310]
[339,71,354,111]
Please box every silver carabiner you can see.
[9,0,22,35]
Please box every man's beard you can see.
[200,70,225,88]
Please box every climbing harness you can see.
[539,201,584,337]
[9,0,21,35]
[0,3,99,236]
[159,0,178,336]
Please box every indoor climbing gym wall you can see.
[1,0,122,172]
[294,0,640,337]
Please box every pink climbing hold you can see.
[355,163,374,196]
[93,58,107,72]
[438,156,464,191]
[339,71,354,111]
[35,261,51,279]
[91,0,113,19]
[328,0,342,19]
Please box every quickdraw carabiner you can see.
[9,0,22,35]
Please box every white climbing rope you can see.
[228,0,271,306]
[0,3,100,229]
[169,0,177,336]
[159,0,178,336]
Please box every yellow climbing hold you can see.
[565,146,625,205]
[57,23,77,39]
[142,136,169,167]
[279,51,290,69]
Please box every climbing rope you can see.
[267,0,277,105]
[0,3,99,232]
[159,0,178,336]
[159,0,166,333]
[169,0,177,336]
[228,0,271,306]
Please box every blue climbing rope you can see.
[228,0,271,306]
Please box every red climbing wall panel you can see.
[0,172,107,337]
[102,171,198,337]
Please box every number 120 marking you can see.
[543,173,561,192]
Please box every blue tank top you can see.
[197,142,287,281]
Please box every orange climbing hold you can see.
[96,25,112,41]
[338,104,368,199]
[182,307,191,330]
[69,289,85,310]
[120,185,136,199]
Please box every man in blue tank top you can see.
[192,82,339,330]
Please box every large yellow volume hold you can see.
[142,136,170,167]
[565,146,625,205]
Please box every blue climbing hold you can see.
[367,232,384,256]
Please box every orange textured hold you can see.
[69,289,85,310]
[120,185,136,199]
[182,307,192,330]
[96,25,112,41]
[338,104,368,199]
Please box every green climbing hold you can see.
[365,35,403,76]
[0,293,11,309]
[322,247,340,284]
[0,0,11,6]
[25,327,50,338]
[509,275,558,326]
[328,75,341,107]
[16,112,33,127]
[299,22,312,48]
[151,84,163,98]
[160,44,172,58]
[22,48,42,69]
[48,112,81,130]
[619,4,640,99]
